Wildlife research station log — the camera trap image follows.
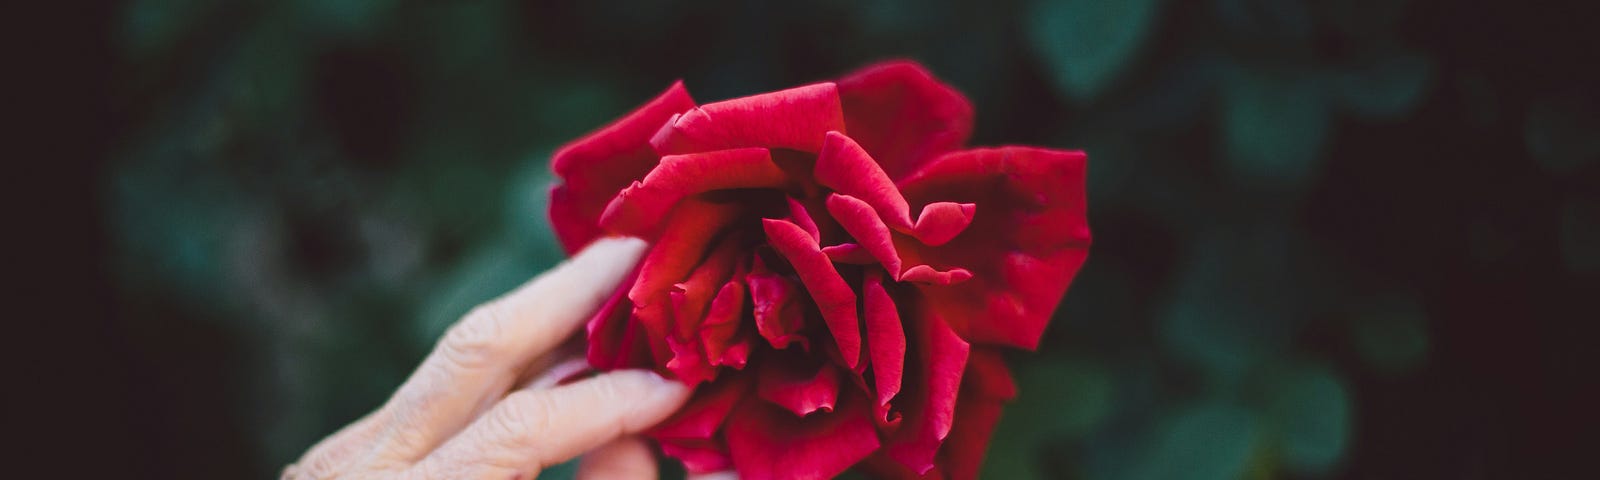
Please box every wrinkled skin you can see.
[550,61,1090,480]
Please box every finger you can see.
[285,410,386,479]
[688,472,740,480]
[409,369,690,479]
[576,437,658,480]
[377,237,648,459]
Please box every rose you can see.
[548,60,1090,480]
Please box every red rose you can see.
[549,60,1090,480]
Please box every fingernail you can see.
[636,370,688,397]
[590,236,647,254]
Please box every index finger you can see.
[375,236,648,460]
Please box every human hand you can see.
[284,237,700,479]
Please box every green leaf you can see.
[1221,66,1329,190]
[1264,363,1352,474]
[1027,0,1163,102]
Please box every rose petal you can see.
[630,200,744,367]
[655,372,752,440]
[756,353,843,417]
[669,234,745,340]
[815,131,915,229]
[715,334,754,369]
[896,147,1090,349]
[585,267,643,370]
[631,301,674,367]
[822,243,877,265]
[700,276,751,368]
[550,81,698,253]
[884,305,970,474]
[629,199,744,308]
[666,334,717,386]
[911,202,976,247]
[600,148,786,236]
[941,348,1016,480]
[661,439,733,473]
[959,347,1018,402]
[725,391,881,480]
[762,218,861,369]
[825,193,903,274]
[787,197,822,243]
[897,265,973,285]
[837,60,974,181]
[666,234,745,385]
[651,82,846,155]
[655,373,754,474]
[746,255,810,350]
[863,269,906,424]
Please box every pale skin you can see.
[285,237,737,479]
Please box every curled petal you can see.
[815,131,914,229]
[825,193,903,275]
[746,255,810,350]
[669,234,745,340]
[911,202,976,246]
[762,218,861,369]
[787,197,822,243]
[898,265,973,285]
[726,391,881,480]
[863,270,906,424]
[601,148,786,236]
[700,278,752,368]
[652,82,846,155]
[666,334,717,385]
[837,60,974,181]
[821,243,877,265]
[757,355,843,417]
[884,306,970,474]
[550,81,697,253]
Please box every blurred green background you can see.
[99,0,1596,478]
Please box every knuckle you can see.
[493,391,557,447]
[438,304,509,371]
[378,400,438,453]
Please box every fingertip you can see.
[595,369,691,430]
[579,236,649,263]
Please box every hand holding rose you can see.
[285,238,726,479]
